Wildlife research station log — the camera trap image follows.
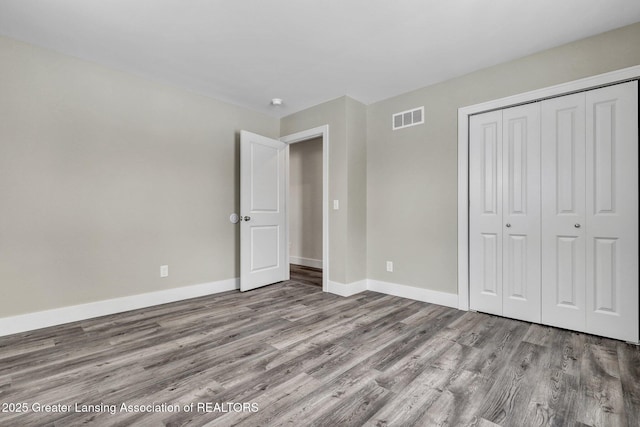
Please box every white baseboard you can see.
[327,280,368,297]
[290,256,323,269]
[1,276,459,337]
[326,278,458,309]
[0,278,239,337]
[367,279,458,308]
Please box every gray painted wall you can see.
[289,137,323,263]
[2,21,640,320]
[281,96,367,285]
[281,98,348,283]
[367,22,640,294]
[0,36,279,317]
[345,98,367,283]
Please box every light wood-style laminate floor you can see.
[1,267,639,426]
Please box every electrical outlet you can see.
[160,265,169,278]
[386,261,393,272]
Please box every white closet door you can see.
[501,103,541,323]
[585,81,639,343]
[469,110,503,316]
[541,93,587,331]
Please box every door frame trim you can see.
[281,125,329,292]
[457,65,640,311]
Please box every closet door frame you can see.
[458,65,640,342]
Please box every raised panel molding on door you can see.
[463,69,640,342]
[469,110,503,316]
[585,81,639,342]
[541,92,587,332]
[501,103,541,323]
[240,131,289,292]
[468,80,638,341]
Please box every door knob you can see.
[506,223,511,228]
[575,223,581,228]
[243,216,251,222]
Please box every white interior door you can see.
[469,110,503,316]
[240,130,289,292]
[501,103,541,323]
[541,93,587,331]
[585,81,639,342]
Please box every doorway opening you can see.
[281,125,329,292]
[288,137,323,287]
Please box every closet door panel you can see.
[541,93,587,332]
[502,103,541,323]
[585,81,639,342]
[470,110,503,315]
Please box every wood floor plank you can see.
[1,265,638,426]
[617,342,640,427]
[0,338,57,361]
[419,368,488,427]
[576,343,626,427]
[290,264,323,287]
[464,316,531,379]
[308,381,391,427]
[449,311,500,348]
[208,372,321,427]
[480,341,545,425]
[365,366,443,426]
[521,329,584,427]
[523,369,579,427]
[264,364,381,426]
[522,323,559,348]
[371,309,465,372]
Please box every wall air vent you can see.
[392,106,424,130]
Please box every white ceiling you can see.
[1,1,639,118]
